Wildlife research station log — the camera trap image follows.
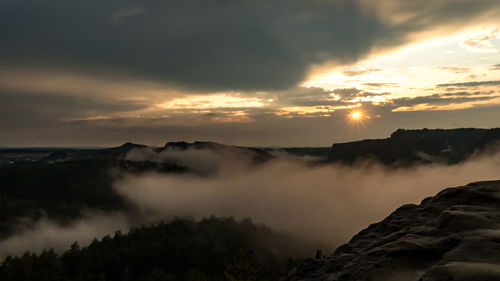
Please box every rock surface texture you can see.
[288,180,500,281]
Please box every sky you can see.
[1,0,500,147]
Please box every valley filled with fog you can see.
[2,139,500,260]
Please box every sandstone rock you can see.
[288,180,500,281]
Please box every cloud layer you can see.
[2,0,499,91]
[1,0,382,91]
[1,0,500,146]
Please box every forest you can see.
[0,217,309,281]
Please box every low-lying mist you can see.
[117,146,500,246]
[2,145,500,260]
[0,212,130,260]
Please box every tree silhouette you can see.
[224,249,261,281]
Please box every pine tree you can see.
[224,249,261,281]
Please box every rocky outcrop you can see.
[288,180,500,281]
[330,128,500,164]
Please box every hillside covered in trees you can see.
[0,217,309,281]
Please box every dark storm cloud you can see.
[1,0,499,91]
[111,5,146,24]
[0,0,387,91]
[436,81,500,87]
[0,91,148,126]
[491,64,500,70]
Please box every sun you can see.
[346,110,367,128]
[350,111,362,120]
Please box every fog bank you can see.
[0,212,130,260]
[116,146,500,246]
[2,146,500,260]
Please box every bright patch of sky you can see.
[304,26,500,99]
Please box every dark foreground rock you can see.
[288,180,500,281]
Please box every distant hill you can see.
[160,141,273,162]
[0,143,148,165]
[162,141,228,151]
[288,180,500,281]
[5,128,500,166]
[330,128,500,165]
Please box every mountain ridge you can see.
[330,128,500,164]
[3,128,500,166]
